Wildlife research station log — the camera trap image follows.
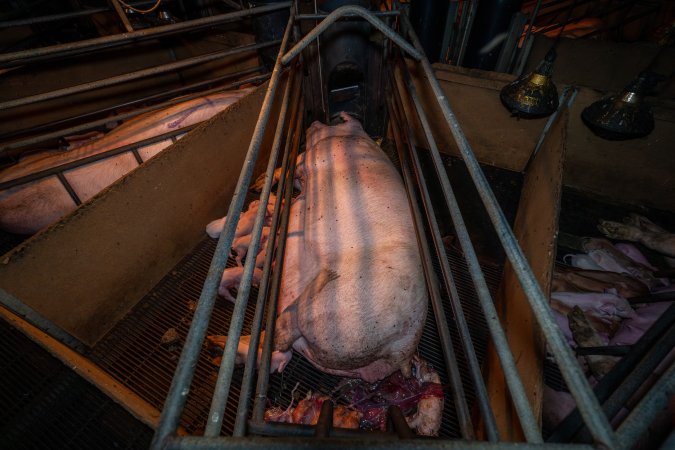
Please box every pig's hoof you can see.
[625,214,664,233]
[250,173,267,192]
[598,220,639,241]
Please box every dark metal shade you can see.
[500,48,559,118]
[581,72,657,140]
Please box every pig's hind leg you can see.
[207,333,292,372]
[274,269,340,351]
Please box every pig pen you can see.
[1,71,569,445]
[0,11,627,450]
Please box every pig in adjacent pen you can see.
[206,112,443,435]
[544,217,675,430]
[0,88,252,235]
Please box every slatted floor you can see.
[0,322,153,449]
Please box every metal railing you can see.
[150,4,673,449]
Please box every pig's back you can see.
[303,133,415,257]
[292,117,427,380]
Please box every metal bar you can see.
[149,10,294,449]
[55,172,82,205]
[247,420,395,439]
[0,40,279,111]
[166,436,598,449]
[110,0,134,32]
[0,65,262,142]
[0,8,109,28]
[231,69,299,437]
[280,5,422,66]
[296,11,400,20]
[400,11,617,448]
[615,359,675,450]
[251,101,304,423]
[396,48,541,443]
[548,302,675,442]
[512,0,543,73]
[392,58,500,442]
[575,345,631,357]
[455,0,478,66]
[131,148,144,164]
[574,322,675,443]
[659,429,675,450]
[0,73,268,155]
[628,291,675,304]
[0,3,292,68]
[0,126,194,190]
[388,406,414,439]
[315,401,333,437]
[495,13,528,73]
[523,86,577,172]
[387,86,475,440]
[204,5,294,437]
[0,288,84,352]
[204,64,287,434]
[438,1,458,63]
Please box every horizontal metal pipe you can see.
[296,11,399,20]
[615,359,675,450]
[400,11,617,449]
[281,5,422,66]
[0,8,109,28]
[0,40,278,111]
[0,73,269,155]
[149,10,293,449]
[166,436,597,449]
[0,65,262,142]
[247,420,394,439]
[0,126,193,191]
[0,288,84,352]
[0,3,291,68]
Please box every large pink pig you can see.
[216,113,428,383]
[0,89,251,234]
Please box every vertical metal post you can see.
[110,0,135,32]
[615,360,675,450]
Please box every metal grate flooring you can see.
[0,321,153,449]
[89,237,256,435]
[88,230,503,438]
